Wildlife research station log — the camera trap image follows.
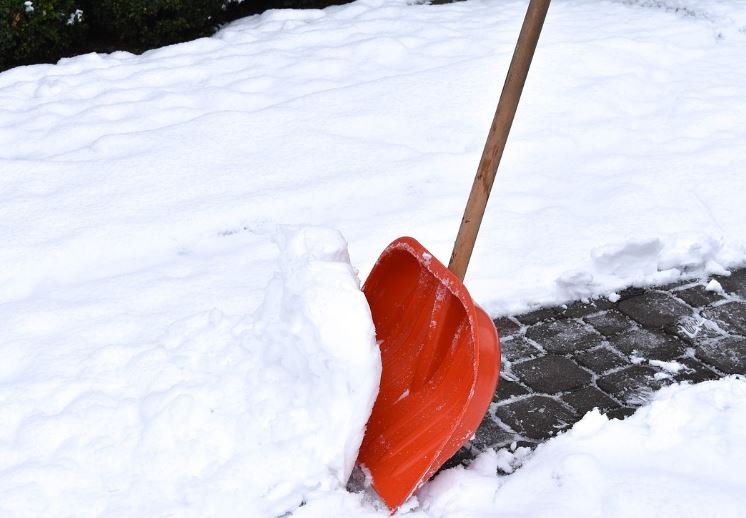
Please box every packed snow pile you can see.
[0,227,380,517]
[296,377,746,517]
[417,377,746,518]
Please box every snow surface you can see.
[0,226,380,516]
[292,378,746,517]
[2,0,746,516]
[2,0,745,316]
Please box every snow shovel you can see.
[356,0,552,511]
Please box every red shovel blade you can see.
[357,237,500,511]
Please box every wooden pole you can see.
[448,0,551,281]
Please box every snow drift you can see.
[0,227,380,517]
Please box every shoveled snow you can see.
[290,378,746,517]
[1,0,746,516]
[416,378,746,518]
[0,227,380,517]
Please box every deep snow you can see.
[1,0,745,316]
[1,0,745,516]
[0,227,380,516]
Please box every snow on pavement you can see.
[293,377,746,517]
[417,377,746,518]
[1,0,746,516]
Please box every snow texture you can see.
[416,377,746,518]
[0,226,380,517]
[1,0,745,317]
[1,0,746,516]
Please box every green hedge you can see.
[0,0,353,71]
[1,0,86,69]
[1,0,226,70]
[82,0,224,49]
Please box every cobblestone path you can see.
[447,268,746,469]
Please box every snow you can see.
[2,0,745,316]
[417,378,746,518]
[1,0,746,516]
[0,226,380,516]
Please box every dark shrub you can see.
[0,0,86,69]
[82,0,225,49]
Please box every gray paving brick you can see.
[596,365,666,406]
[495,395,578,440]
[525,319,604,354]
[703,302,746,335]
[617,291,693,329]
[696,336,746,375]
[500,335,542,362]
[659,279,694,291]
[674,285,726,308]
[493,376,530,402]
[617,286,646,300]
[583,309,635,336]
[471,415,517,451]
[606,407,637,420]
[606,327,688,361]
[674,315,725,346]
[574,346,627,374]
[562,386,620,416]
[557,298,614,318]
[493,317,521,338]
[672,357,721,384]
[515,307,557,325]
[512,355,592,394]
[714,269,746,298]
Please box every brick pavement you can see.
[445,268,746,470]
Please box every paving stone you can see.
[493,317,521,338]
[493,375,530,402]
[606,407,637,420]
[714,269,746,298]
[659,279,695,291]
[525,320,604,354]
[500,335,542,362]
[703,302,746,335]
[673,315,725,346]
[696,336,746,375]
[672,357,721,384]
[617,291,693,329]
[495,395,578,440]
[472,415,518,451]
[512,355,593,394]
[616,286,646,300]
[556,298,614,318]
[515,307,557,325]
[606,327,688,361]
[674,284,726,308]
[562,386,620,416]
[583,309,635,336]
[596,365,666,406]
[574,346,628,374]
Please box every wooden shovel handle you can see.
[448,0,551,282]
